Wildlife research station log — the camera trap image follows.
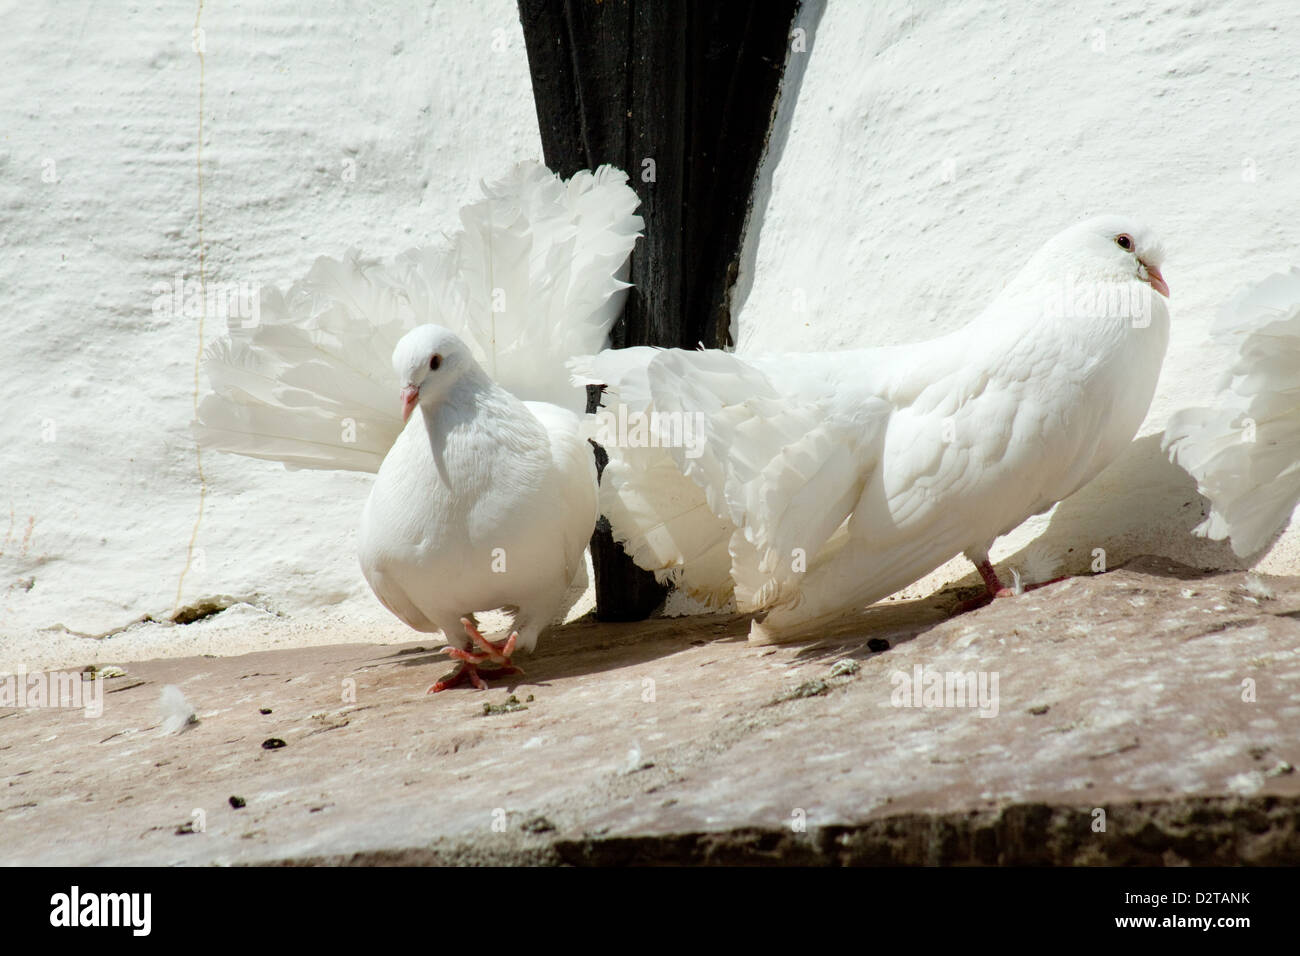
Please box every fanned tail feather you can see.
[597,449,736,606]
[1164,268,1300,556]
[451,163,642,407]
[573,347,880,612]
[195,252,411,472]
[196,161,642,472]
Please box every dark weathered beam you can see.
[682,1,796,350]
[584,385,666,621]
[622,0,686,349]
[519,0,802,620]
[515,0,590,176]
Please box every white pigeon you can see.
[1164,268,1300,557]
[196,161,641,688]
[357,324,597,689]
[573,215,1171,643]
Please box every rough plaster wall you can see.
[0,0,542,655]
[4,0,1298,664]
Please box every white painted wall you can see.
[1,0,542,664]
[4,0,1297,666]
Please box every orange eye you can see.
[1115,233,1134,251]
[430,354,442,371]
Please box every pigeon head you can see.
[392,324,482,422]
[1044,215,1169,299]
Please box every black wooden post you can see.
[519,0,803,620]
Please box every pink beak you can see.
[1142,262,1170,299]
[400,385,419,422]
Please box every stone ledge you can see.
[2,556,1298,866]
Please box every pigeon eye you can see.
[430,354,442,371]
[1115,233,1134,251]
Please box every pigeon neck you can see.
[416,370,505,430]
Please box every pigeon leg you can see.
[954,559,1066,614]
[976,559,1011,598]
[425,619,522,693]
[460,617,519,665]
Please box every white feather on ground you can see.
[158,684,198,735]
[574,215,1171,642]
[1164,268,1300,557]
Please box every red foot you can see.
[425,618,523,693]
[952,561,1067,615]
[427,661,489,693]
